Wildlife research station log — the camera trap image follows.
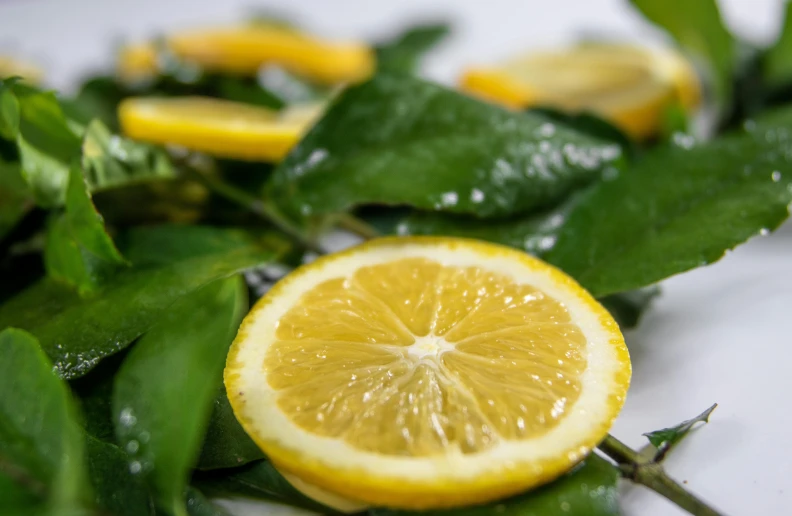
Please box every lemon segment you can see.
[118,96,323,161]
[226,237,630,509]
[117,25,374,85]
[460,44,701,140]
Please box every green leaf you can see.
[764,1,792,88]
[644,404,717,462]
[628,0,735,108]
[268,73,623,219]
[196,386,264,470]
[0,328,90,513]
[598,287,660,330]
[184,487,232,516]
[0,83,20,140]
[372,455,619,516]
[0,160,33,241]
[81,119,176,191]
[0,225,285,378]
[113,277,247,516]
[375,23,450,74]
[71,351,128,442]
[194,461,331,513]
[214,76,285,110]
[545,107,792,296]
[85,435,156,516]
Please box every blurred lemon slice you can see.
[225,237,630,509]
[460,43,700,139]
[117,24,374,85]
[118,96,323,162]
[0,56,44,84]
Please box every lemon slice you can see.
[117,25,374,85]
[118,96,323,161]
[460,43,700,139]
[226,237,630,509]
[0,56,44,84]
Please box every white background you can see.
[1,1,791,515]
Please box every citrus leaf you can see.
[71,351,128,442]
[196,386,264,471]
[0,225,286,379]
[764,1,792,88]
[643,404,717,462]
[113,277,247,516]
[194,460,332,513]
[85,435,156,516]
[0,160,32,241]
[598,287,660,330]
[0,83,20,140]
[372,454,619,516]
[375,23,450,74]
[628,0,735,109]
[184,487,232,516]
[546,107,792,297]
[268,73,623,219]
[0,328,90,513]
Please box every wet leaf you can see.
[546,106,792,296]
[113,277,247,516]
[268,73,623,219]
[86,435,156,516]
[372,455,619,516]
[644,404,717,462]
[375,23,450,74]
[0,225,285,378]
[196,386,264,470]
[194,460,331,513]
[0,328,90,513]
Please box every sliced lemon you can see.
[226,237,630,509]
[118,96,323,161]
[0,56,44,84]
[117,25,374,85]
[460,43,701,139]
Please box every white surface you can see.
[2,1,790,515]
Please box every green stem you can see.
[335,213,381,240]
[181,166,324,254]
[598,436,724,516]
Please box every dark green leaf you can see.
[0,328,90,513]
[82,119,176,191]
[546,107,792,296]
[194,461,331,513]
[86,435,156,516]
[598,287,660,330]
[376,23,450,74]
[184,487,232,516]
[372,455,619,516]
[44,213,113,295]
[71,351,129,442]
[65,76,127,129]
[644,404,717,462]
[196,386,263,470]
[0,83,20,140]
[214,77,284,110]
[628,0,735,108]
[526,107,635,154]
[0,160,33,241]
[764,2,792,88]
[268,73,623,219]
[0,225,286,378]
[113,277,247,516]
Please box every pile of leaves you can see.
[1,1,792,515]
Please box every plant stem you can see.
[335,213,381,240]
[181,166,324,254]
[598,435,725,516]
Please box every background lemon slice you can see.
[0,56,44,84]
[118,96,323,161]
[117,25,374,85]
[226,237,631,509]
[460,43,701,139]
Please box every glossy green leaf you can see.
[375,23,450,74]
[194,460,331,513]
[196,386,264,470]
[598,287,660,330]
[82,119,176,191]
[0,225,285,378]
[644,404,717,462]
[86,435,156,516]
[628,0,735,107]
[113,277,247,516]
[184,487,232,516]
[0,328,90,513]
[0,160,32,241]
[546,108,792,297]
[764,1,792,87]
[44,213,112,295]
[372,455,619,516]
[71,351,128,442]
[268,73,623,219]
[0,83,20,140]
